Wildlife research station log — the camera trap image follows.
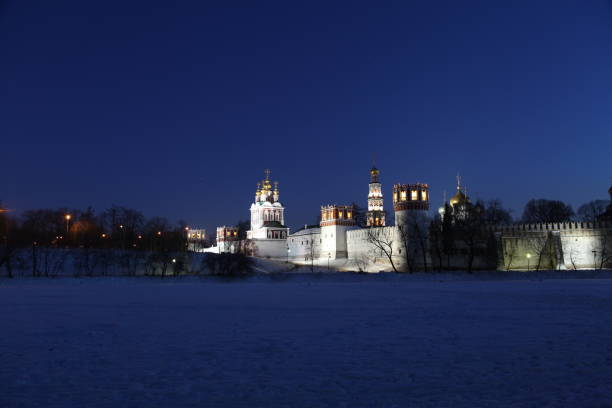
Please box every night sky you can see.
[2,1,611,234]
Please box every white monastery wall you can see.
[346,226,404,267]
[252,239,288,259]
[320,225,359,259]
[288,227,321,262]
[497,222,612,270]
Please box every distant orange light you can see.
[157,231,162,236]
[65,214,71,221]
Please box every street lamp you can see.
[592,250,597,269]
[526,253,531,272]
[328,253,331,271]
[287,247,291,263]
[64,214,71,236]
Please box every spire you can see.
[456,173,462,191]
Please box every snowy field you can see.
[2,275,612,407]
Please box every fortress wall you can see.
[497,222,612,270]
[288,229,321,261]
[252,239,288,259]
[347,226,404,268]
[559,228,612,269]
[320,225,359,259]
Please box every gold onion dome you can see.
[450,189,468,207]
[449,174,469,207]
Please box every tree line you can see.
[0,204,207,278]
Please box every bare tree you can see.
[366,227,398,273]
[576,200,609,222]
[525,232,555,271]
[502,237,518,271]
[306,234,317,273]
[484,199,513,225]
[454,202,487,273]
[592,230,612,270]
[353,252,370,273]
[397,212,430,272]
[567,244,579,270]
[522,199,574,223]
[428,218,444,272]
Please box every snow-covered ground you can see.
[2,275,612,407]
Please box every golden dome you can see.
[449,189,468,207]
[449,173,470,207]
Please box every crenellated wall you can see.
[495,222,612,270]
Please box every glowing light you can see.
[526,253,531,259]
[65,214,71,221]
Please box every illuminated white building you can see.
[246,170,290,258]
[247,169,288,240]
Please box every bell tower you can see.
[366,166,386,227]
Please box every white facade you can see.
[288,226,321,262]
[246,170,289,258]
[320,224,359,259]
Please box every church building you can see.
[246,170,290,257]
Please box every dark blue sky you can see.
[2,0,611,233]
